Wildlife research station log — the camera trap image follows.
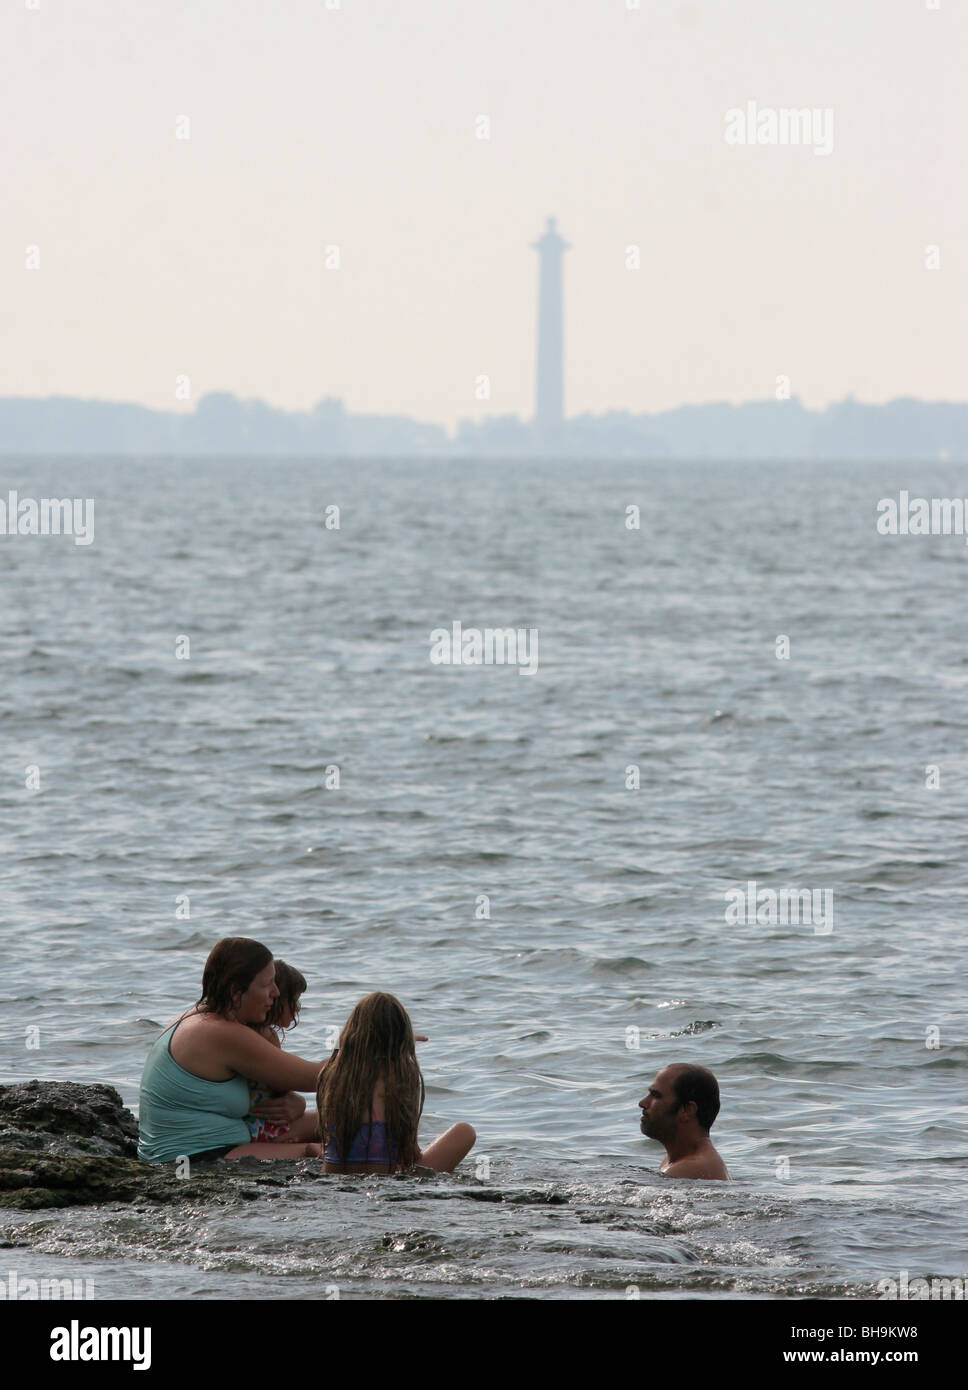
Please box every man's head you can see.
[638,1063,721,1143]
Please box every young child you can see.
[317,991,475,1174]
[245,961,318,1143]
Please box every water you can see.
[0,456,966,1299]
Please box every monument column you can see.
[530,216,570,448]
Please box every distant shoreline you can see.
[2,392,967,461]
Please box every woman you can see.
[138,937,325,1163]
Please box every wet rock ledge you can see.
[0,1080,305,1210]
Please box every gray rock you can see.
[0,1080,307,1210]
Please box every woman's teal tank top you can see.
[137,1018,251,1162]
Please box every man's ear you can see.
[680,1099,698,1124]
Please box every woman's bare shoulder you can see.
[165,1008,247,1036]
[164,1006,199,1030]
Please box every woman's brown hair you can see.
[197,937,273,1018]
[317,993,424,1171]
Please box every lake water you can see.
[0,456,966,1299]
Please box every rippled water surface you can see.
[0,457,966,1298]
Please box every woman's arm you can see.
[220,1024,324,1092]
[250,1091,307,1123]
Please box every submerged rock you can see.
[0,1080,306,1210]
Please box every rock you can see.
[0,1080,307,1210]
[0,1080,139,1158]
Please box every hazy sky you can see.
[4,0,965,431]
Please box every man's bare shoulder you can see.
[661,1153,730,1181]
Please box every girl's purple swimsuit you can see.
[323,1120,400,1165]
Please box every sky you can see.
[3,0,965,431]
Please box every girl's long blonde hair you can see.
[317,993,424,1170]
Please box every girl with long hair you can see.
[317,992,475,1174]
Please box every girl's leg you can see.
[416,1123,476,1173]
[279,1109,320,1143]
[224,1141,322,1159]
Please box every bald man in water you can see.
[638,1063,730,1180]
